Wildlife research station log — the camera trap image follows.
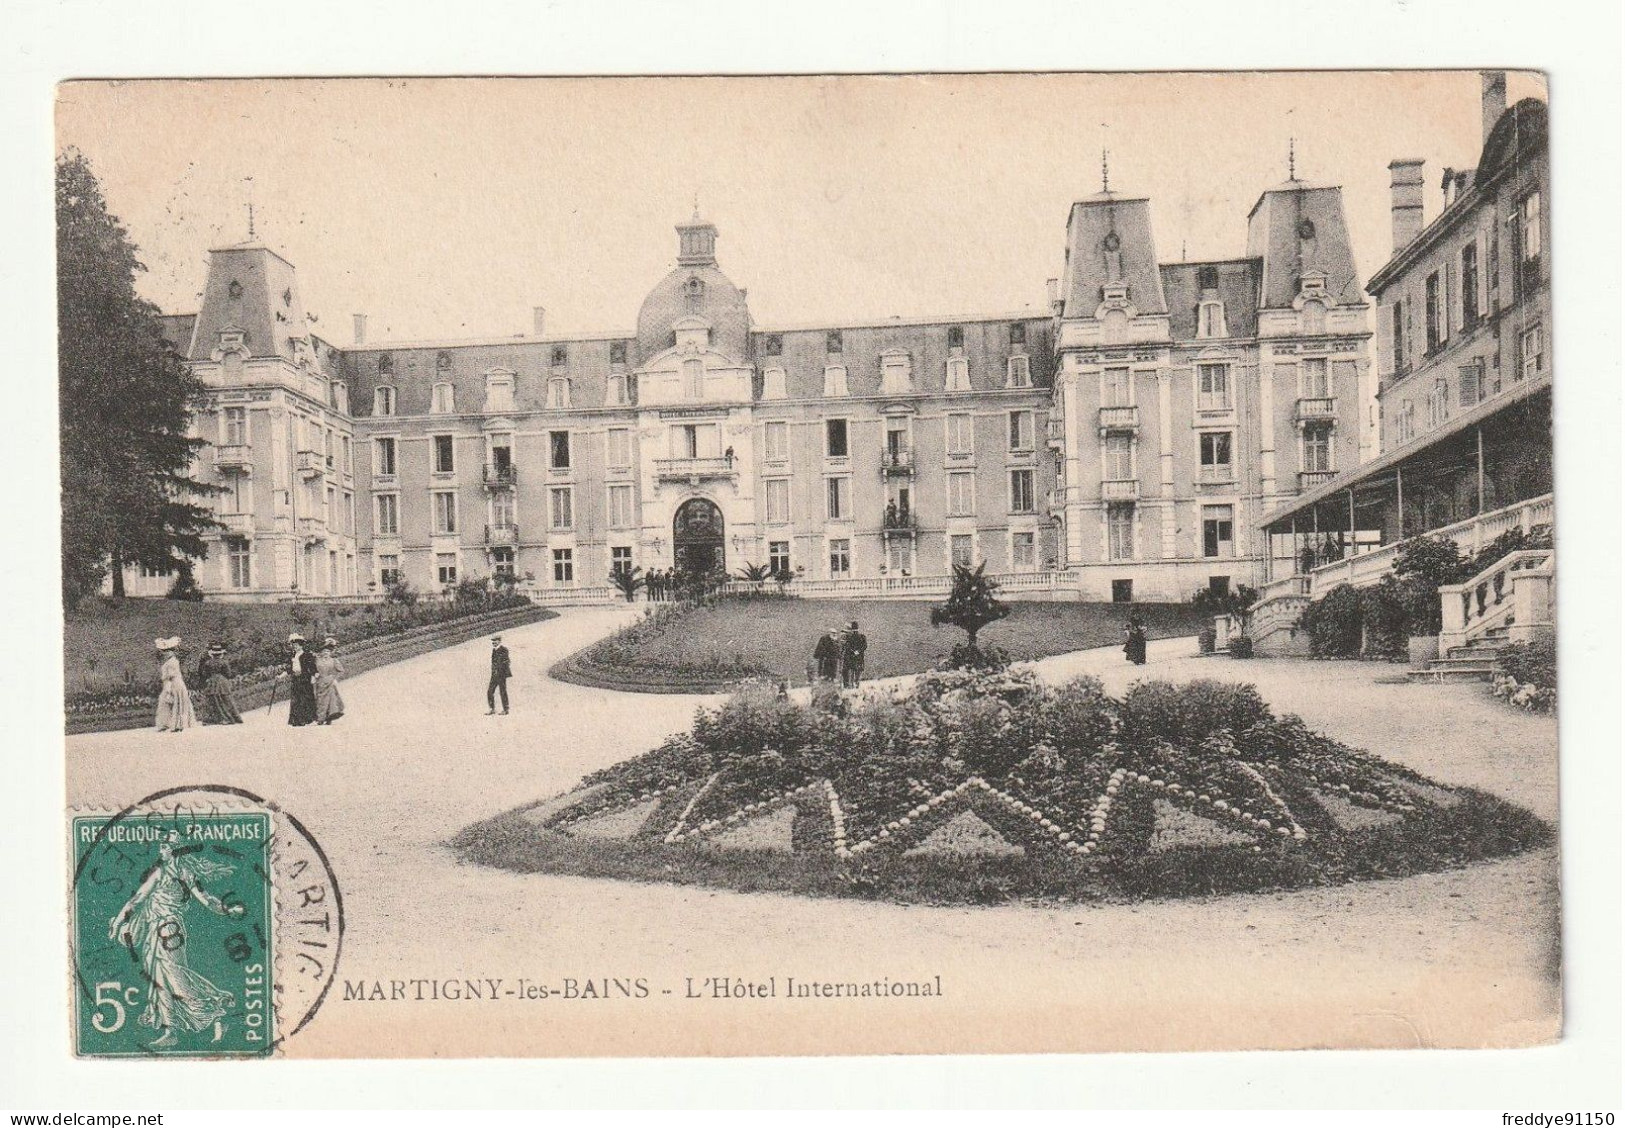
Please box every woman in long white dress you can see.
[153,637,196,733]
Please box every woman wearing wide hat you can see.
[278,634,319,726]
[194,641,244,726]
[313,637,346,725]
[153,637,196,733]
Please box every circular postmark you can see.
[70,784,344,1057]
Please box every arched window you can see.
[547,376,572,409]
[331,381,350,414]
[823,365,849,397]
[485,372,515,413]
[606,373,629,406]
[431,382,456,414]
[374,386,396,416]
[762,367,788,400]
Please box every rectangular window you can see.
[1425,271,1445,353]
[1459,363,1484,408]
[1011,531,1036,568]
[1009,322,1027,345]
[607,484,634,528]
[610,340,628,366]
[946,413,973,455]
[1111,578,1134,603]
[1008,410,1034,451]
[374,437,397,477]
[1197,301,1227,339]
[606,427,632,468]
[1197,265,1220,290]
[227,538,250,588]
[763,334,782,356]
[1391,302,1407,372]
[769,541,791,576]
[763,421,788,462]
[1201,505,1235,559]
[431,383,455,414]
[1103,434,1134,481]
[549,487,573,530]
[1107,504,1135,561]
[947,471,976,516]
[549,430,571,470]
[1520,324,1543,381]
[492,546,516,577]
[1197,363,1232,411]
[826,330,843,354]
[762,367,788,399]
[375,494,399,535]
[487,378,515,413]
[947,326,964,349]
[378,554,401,588]
[374,386,396,416]
[490,489,516,528]
[1102,367,1131,407]
[343,491,355,535]
[682,359,704,399]
[950,534,974,569]
[551,345,569,367]
[766,479,791,524]
[1302,357,1330,398]
[431,491,457,535]
[606,373,629,406]
[223,407,247,446]
[823,365,849,397]
[1009,468,1036,513]
[1199,431,1234,482]
[825,419,848,458]
[433,434,455,474]
[608,546,633,578]
[1396,401,1417,445]
[1006,355,1032,388]
[552,548,574,584]
[827,538,850,577]
[325,486,337,529]
[944,356,970,391]
[436,553,458,585]
[825,476,850,521]
[1302,426,1332,473]
[881,355,912,394]
[1520,191,1541,261]
[1427,379,1449,428]
[1461,242,1480,328]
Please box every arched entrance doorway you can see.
[673,497,725,576]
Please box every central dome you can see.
[634,218,751,365]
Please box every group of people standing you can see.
[811,620,868,688]
[150,633,346,734]
[644,568,681,602]
[281,633,347,727]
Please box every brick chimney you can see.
[532,306,546,337]
[352,313,368,345]
[1388,159,1426,252]
[1481,71,1507,144]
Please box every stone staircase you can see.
[1407,624,1511,683]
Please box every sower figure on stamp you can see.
[487,635,512,715]
[280,633,319,726]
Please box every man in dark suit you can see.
[486,635,513,715]
[841,620,868,688]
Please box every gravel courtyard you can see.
[63,606,1560,1057]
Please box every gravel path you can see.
[65,608,1559,1057]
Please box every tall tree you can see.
[57,150,217,607]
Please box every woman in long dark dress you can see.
[282,634,319,726]
[194,642,244,725]
[1123,613,1148,666]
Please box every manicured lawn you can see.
[561,597,1207,690]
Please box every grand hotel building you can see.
[131,172,1371,604]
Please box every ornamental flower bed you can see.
[455,671,1551,906]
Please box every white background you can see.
[1,0,1619,1112]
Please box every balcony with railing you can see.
[1294,397,1337,424]
[482,464,519,490]
[653,456,738,483]
[1097,405,1140,433]
[485,522,520,547]
[296,450,324,478]
[296,516,326,540]
[1101,479,1139,501]
[880,509,918,537]
[216,512,255,536]
[214,443,253,472]
[1298,470,1337,490]
[880,449,915,477]
[1048,485,1078,511]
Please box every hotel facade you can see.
[128,170,1371,604]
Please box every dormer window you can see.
[332,382,349,414]
[431,382,456,414]
[880,352,913,395]
[551,345,569,368]
[823,365,849,397]
[1196,301,1228,339]
[1197,265,1220,291]
[374,386,396,416]
[606,373,630,406]
[547,376,572,409]
[682,359,705,400]
[378,354,394,377]
[826,330,843,355]
[1006,355,1031,389]
[685,276,706,312]
[609,341,628,366]
[485,371,515,414]
[945,356,970,392]
[764,334,783,357]
[1008,322,1027,347]
[762,366,788,400]
[436,351,452,373]
[947,326,964,350]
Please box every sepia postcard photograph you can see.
[44,67,1579,1069]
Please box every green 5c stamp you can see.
[73,806,276,1057]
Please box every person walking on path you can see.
[1123,612,1148,666]
[314,637,347,725]
[280,634,319,727]
[812,628,841,683]
[194,642,243,726]
[487,635,513,715]
[154,637,196,733]
[841,620,868,688]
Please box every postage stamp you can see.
[70,785,344,1058]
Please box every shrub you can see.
[1499,637,1556,691]
[1226,636,1254,659]
[1393,534,1471,590]
[1466,527,1553,579]
[1197,626,1217,655]
[1297,583,1363,658]
[165,565,204,602]
[385,580,419,606]
[943,642,1010,671]
[1189,583,1260,620]
[608,566,645,603]
[929,563,1011,649]
[1357,577,1413,658]
[1117,678,1272,750]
